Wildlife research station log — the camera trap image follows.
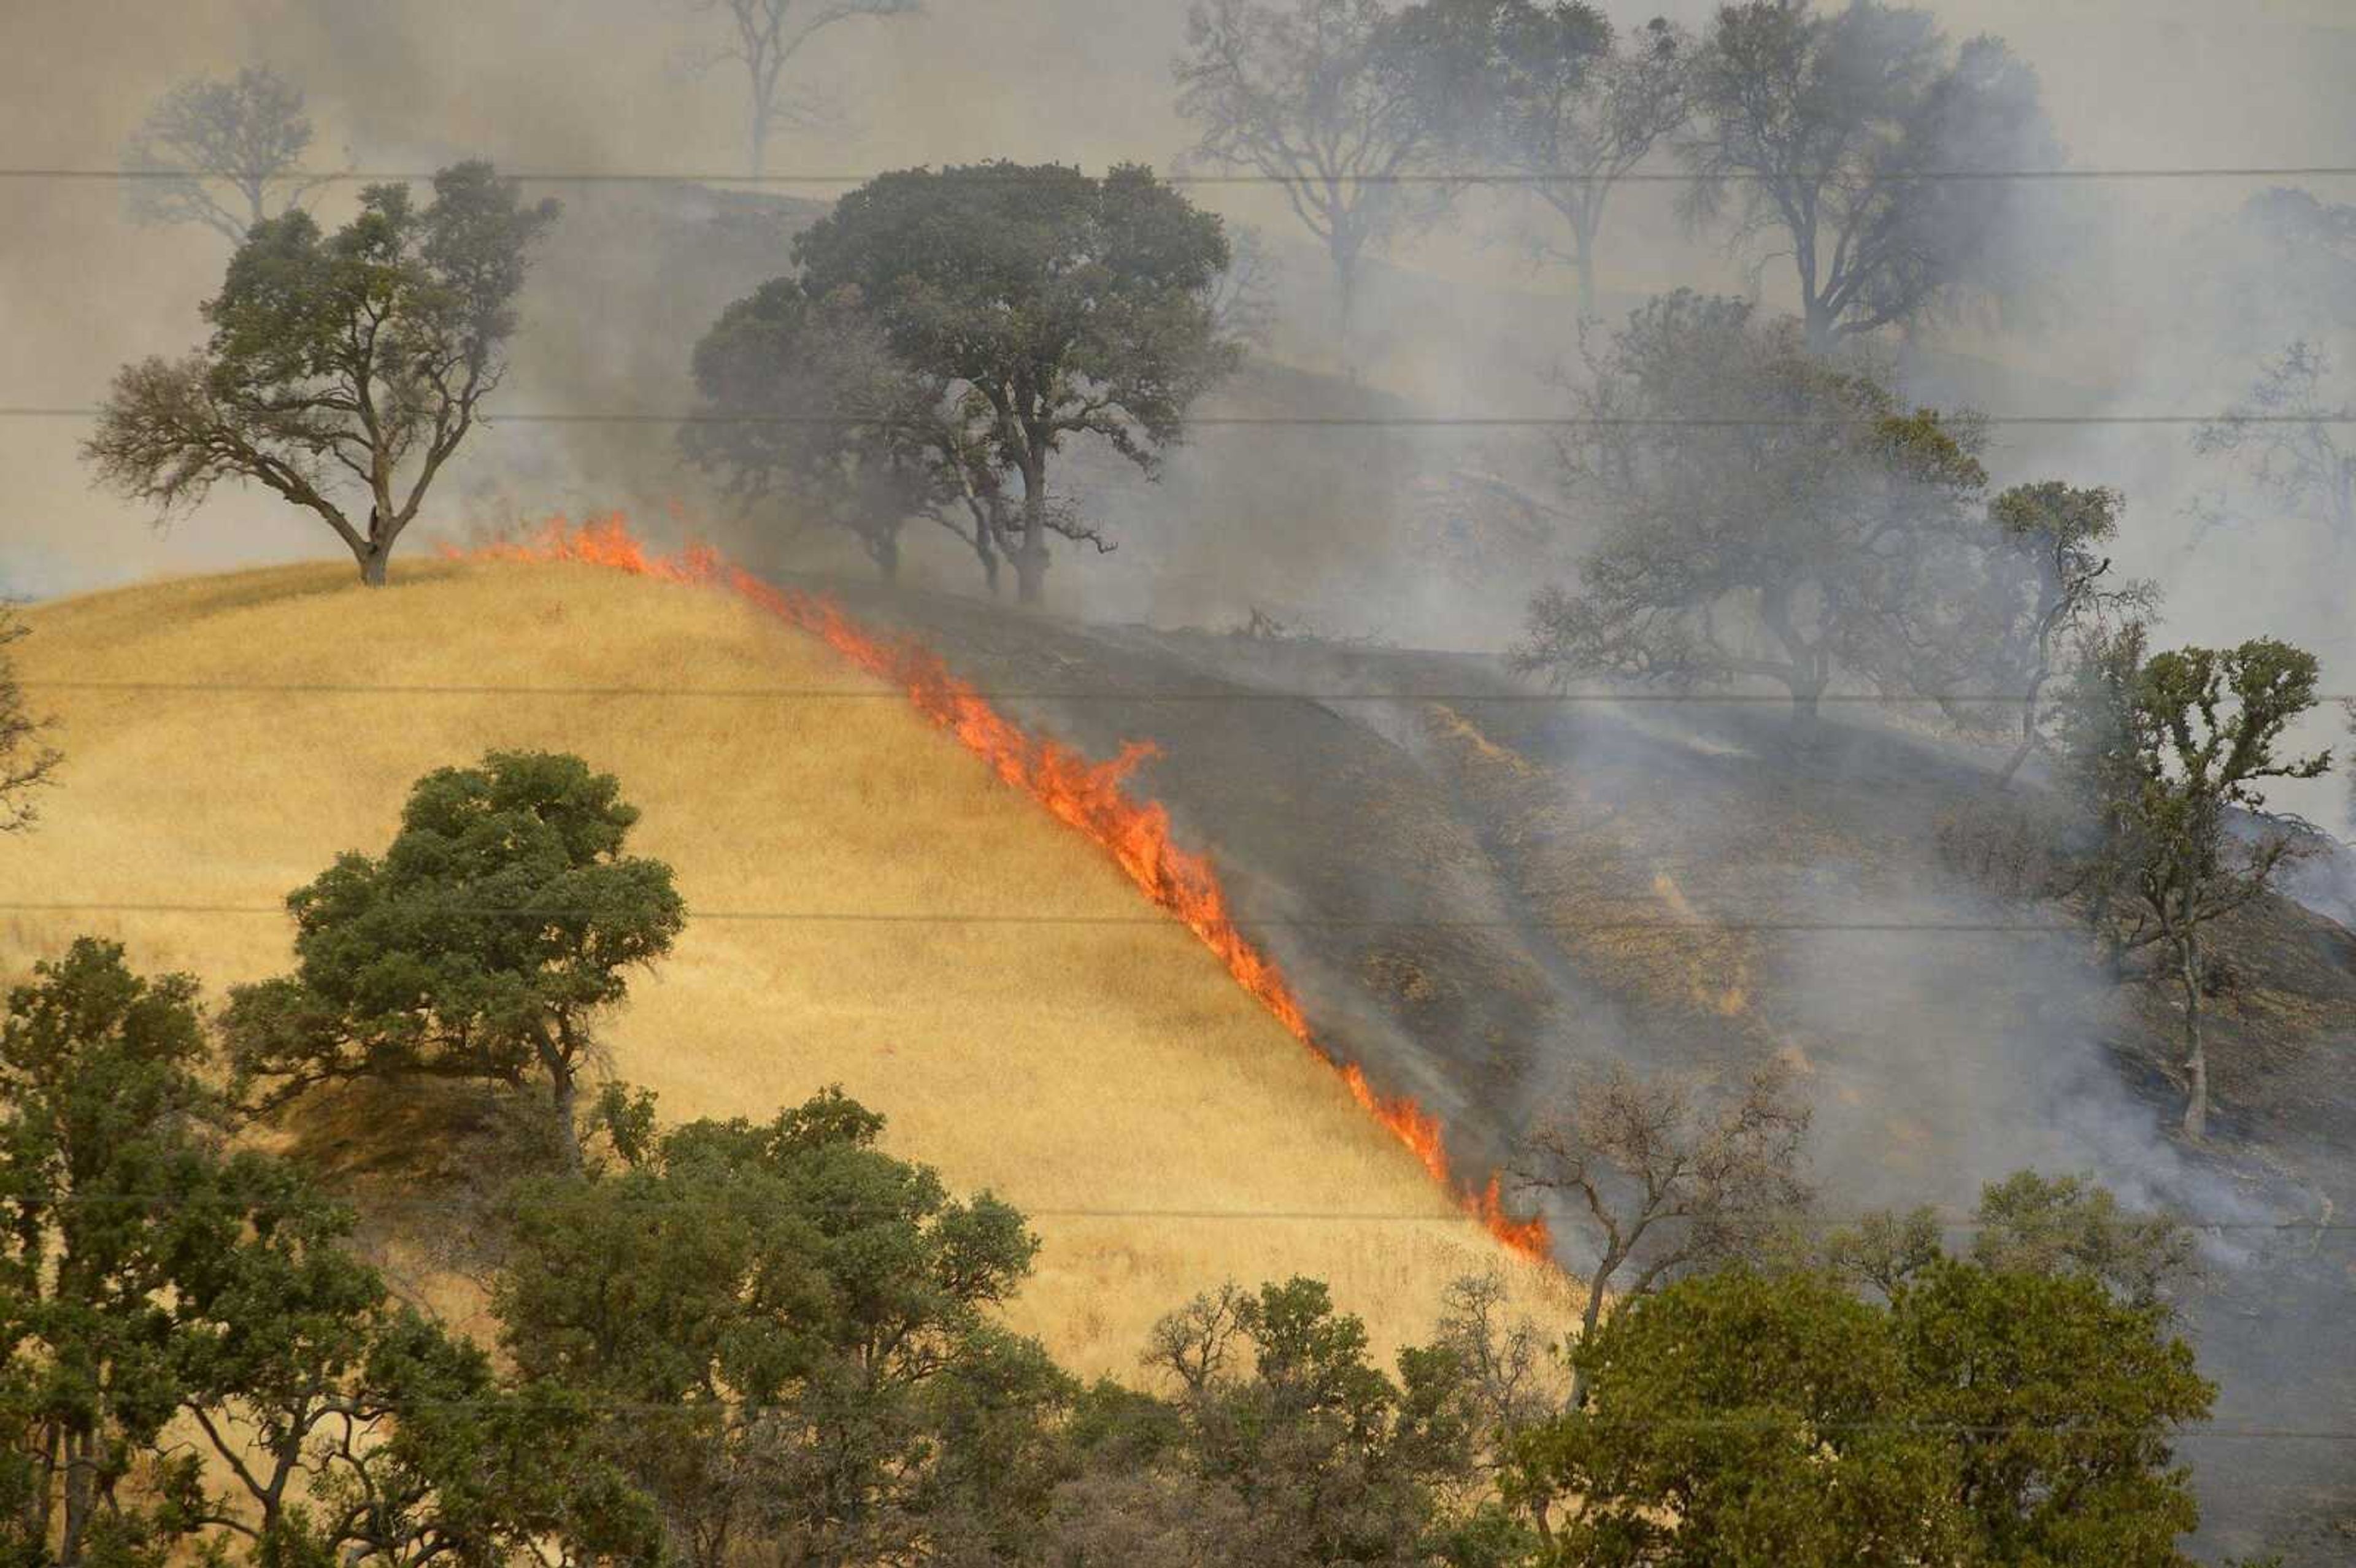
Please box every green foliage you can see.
[84,161,559,585]
[2060,626,2331,1135]
[1138,1277,1485,1566]
[0,939,650,1568]
[1512,1259,2213,1567]
[786,161,1237,601]
[0,607,61,839]
[223,752,685,1167]
[495,1085,1044,1568]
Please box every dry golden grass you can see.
[2,559,1573,1375]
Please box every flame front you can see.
[450,514,1553,1264]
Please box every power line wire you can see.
[12,164,2356,188]
[4,407,2351,428]
[0,902,2098,933]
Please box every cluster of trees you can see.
[0,742,2265,1566]
[1174,0,2058,356]
[680,163,1241,602]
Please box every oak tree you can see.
[1681,0,2058,348]
[85,162,560,586]
[223,752,685,1169]
[121,66,330,244]
[790,162,1236,602]
[1509,291,1990,726]
[2060,626,2331,1139]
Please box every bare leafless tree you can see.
[1513,1056,1813,1405]
[0,611,61,834]
[121,66,333,244]
[677,0,924,177]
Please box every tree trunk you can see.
[1014,453,1049,606]
[550,1062,582,1172]
[1567,1266,1611,1410]
[1571,226,1599,320]
[872,532,900,583]
[2178,938,2209,1142]
[1333,247,1361,382]
[358,542,391,587]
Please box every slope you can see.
[0,559,1568,1375]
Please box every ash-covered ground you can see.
[818,576,2356,1566]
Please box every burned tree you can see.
[223,752,685,1170]
[85,162,559,586]
[791,162,1236,603]
[2060,625,2331,1140]
[1512,1056,1813,1406]
[1509,291,1990,726]
[1681,0,2058,348]
[121,66,329,244]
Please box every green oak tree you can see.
[223,752,685,1169]
[85,161,560,586]
[788,161,1237,602]
[0,939,654,1568]
[495,1086,1045,1568]
[2060,626,2331,1139]
[1509,1260,2212,1567]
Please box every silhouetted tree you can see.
[683,279,991,583]
[223,752,685,1169]
[1681,0,2059,348]
[2060,626,2331,1139]
[1395,1,1689,316]
[85,162,560,586]
[1174,0,1449,364]
[791,162,1236,603]
[674,0,925,177]
[2195,340,2355,553]
[121,66,331,244]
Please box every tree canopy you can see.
[496,1086,1045,1568]
[223,751,685,1167]
[85,161,560,586]
[782,161,1236,601]
[1174,0,1447,362]
[1510,1259,2213,1566]
[120,66,329,244]
[2059,626,2331,1139]
[1681,0,2059,348]
[1509,291,1992,724]
[0,939,652,1568]
[0,611,60,836]
[678,0,924,177]
[1393,0,1689,315]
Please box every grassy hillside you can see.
[0,559,1568,1374]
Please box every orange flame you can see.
[447,515,1553,1264]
